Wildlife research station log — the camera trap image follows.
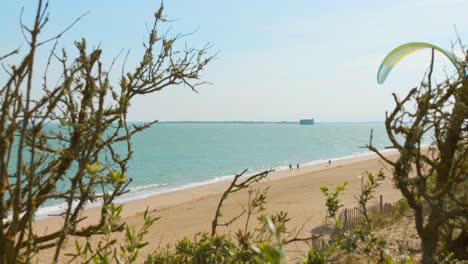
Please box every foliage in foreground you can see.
[0,1,213,263]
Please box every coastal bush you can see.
[319,181,348,219]
[145,217,289,264]
[366,48,468,263]
[305,247,327,264]
[148,233,245,264]
[67,208,158,263]
[316,173,393,263]
[146,227,286,264]
[396,198,409,217]
[0,1,214,262]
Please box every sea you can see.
[33,122,430,219]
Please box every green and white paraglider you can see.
[377,42,465,84]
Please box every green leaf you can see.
[336,220,343,229]
[320,185,329,193]
[75,240,81,253]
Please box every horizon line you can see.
[130,120,385,124]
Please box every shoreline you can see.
[34,148,400,220]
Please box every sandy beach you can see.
[35,150,404,262]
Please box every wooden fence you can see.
[312,195,397,246]
[337,195,396,232]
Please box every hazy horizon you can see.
[1,0,467,122]
[148,120,384,123]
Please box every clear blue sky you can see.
[1,0,467,122]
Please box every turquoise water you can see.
[36,122,427,217]
[128,122,388,189]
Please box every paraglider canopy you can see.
[377,42,465,84]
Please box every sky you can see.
[1,0,467,122]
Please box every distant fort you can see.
[299,118,315,125]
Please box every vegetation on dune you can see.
[1,1,466,263]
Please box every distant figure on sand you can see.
[296,164,299,170]
[328,160,331,167]
[289,164,292,171]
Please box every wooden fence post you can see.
[344,208,348,230]
[380,195,383,213]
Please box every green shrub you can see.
[148,233,254,264]
[396,198,409,216]
[305,247,327,264]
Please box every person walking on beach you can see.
[289,164,292,171]
[328,160,331,167]
[296,164,299,170]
